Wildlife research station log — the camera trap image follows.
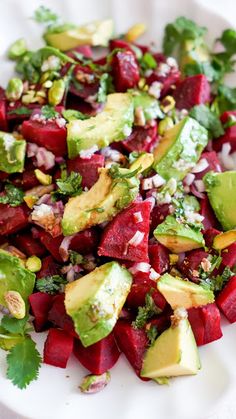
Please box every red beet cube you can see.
[122,124,157,153]
[37,256,61,278]
[213,111,236,152]
[112,51,140,92]
[48,294,78,337]
[67,154,105,189]
[69,65,99,100]
[204,227,221,247]
[0,87,8,131]
[0,204,29,236]
[98,201,152,262]
[188,303,222,346]
[150,204,171,233]
[22,120,67,156]
[216,276,236,323]
[114,320,148,376]
[109,39,134,53]
[14,232,46,257]
[200,196,219,231]
[126,279,167,311]
[29,292,53,332]
[146,66,180,97]
[37,230,63,262]
[70,228,99,254]
[74,333,120,374]
[149,243,169,274]
[221,243,236,268]
[174,75,210,110]
[178,249,209,282]
[44,328,74,368]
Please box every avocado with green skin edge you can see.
[154,215,205,253]
[204,171,236,231]
[44,19,114,50]
[132,90,164,121]
[62,167,139,236]
[0,250,35,309]
[141,317,201,379]
[153,116,208,180]
[65,261,132,347]
[67,93,134,158]
[0,132,26,173]
[157,273,214,309]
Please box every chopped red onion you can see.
[59,235,75,262]
[191,158,209,174]
[149,268,160,281]
[190,183,205,199]
[133,211,143,223]
[127,231,145,247]
[129,262,150,274]
[184,173,195,186]
[194,180,206,193]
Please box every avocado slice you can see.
[44,19,114,50]
[0,250,35,309]
[129,152,154,174]
[0,132,26,173]
[204,171,236,231]
[154,215,205,253]
[153,117,208,180]
[141,315,201,379]
[67,93,134,158]
[62,167,139,236]
[65,261,132,347]
[132,90,164,121]
[157,273,214,309]
[213,230,236,250]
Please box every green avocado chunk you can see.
[204,171,236,231]
[0,250,35,309]
[141,317,201,379]
[154,215,205,253]
[157,273,214,309]
[153,117,208,180]
[132,90,164,121]
[0,132,26,173]
[44,19,114,50]
[67,93,134,158]
[65,261,132,347]
[62,167,139,236]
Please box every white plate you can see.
[0,0,236,418]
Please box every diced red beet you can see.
[204,227,221,247]
[74,333,120,374]
[220,110,236,124]
[178,249,209,282]
[37,230,63,262]
[194,151,222,180]
[146,66,180,97]
[221,243,236,268]
[67,45,92,58]
[200,195,219,231]
[173,75,210,110]
[70,228,99,254]
[213,111,236,152]
[114,320,148,377]
[0,204,29,235]
[22,120,67,156]
[216,276,236,323]
[69,65,100,100]
[67,154,105,189]
[148,243,169,274]
[44,328,74,368]
[188,303,222,346]
[48,294,78,337]
[0,87,8,131]
[187,307,205,346]
[112,50,140,92]
[126,280,167,311]
[150,204,172,233]
[98,201,152,262]
[14,232,46,257]
[148,314,171,335]
[122,124,157,153]
[37,256,61,278]
[109,39,134,53]
[29,292,53,332]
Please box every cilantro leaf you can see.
[8,106,32,116]
[163,17,206,56]
[0,184,24,207]
[6,337,41,389]
[69,250,85,265]
[97,73,112,103]
[33,6,59,25]
[1,316,28,336]
[215,84,236,114]
[132,292,161,329]
[62,109,89,121]
[36,275,67,294]
[108,164,140,179]
[53,171,82,199]
[146,324,159,346]
[189,104,224,138]
[41,105,59,120]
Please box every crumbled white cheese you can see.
[184,210,204,224]
[41,55,60,72]
[3,134,15,151]
[157,62,170,77]
[148,81,163,99]
[79,145,98,159]
[123,125,132,137]
[166,57,178,68]
[31,204,53,219]
[173,159,194,172]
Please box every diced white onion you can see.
[191,158,209,173]
[127,231,145,247]
[129,262,150,274]
[152,174,166,188]
[59,235,75,262]
[142,178,153,190]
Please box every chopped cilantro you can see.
[8,106,32,116]
[36,275,67,295]
[53,171,82,200]
[0,316,28,336]
[189,104,224,138]
[0,184,24,207]
[33,6,59,25]
[41,105,59,120]
[132,292,162,329]
[200,265,233,292]
[69,250,85,265]
[146,324,159,346]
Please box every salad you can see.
[0,5,236,394]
